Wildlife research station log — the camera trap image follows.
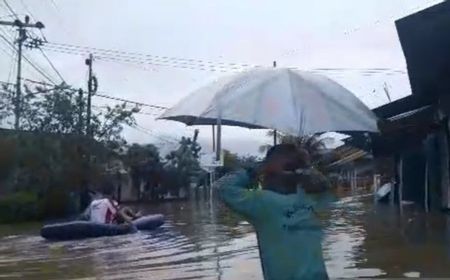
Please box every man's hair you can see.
[265,143,311,169]
[262,144,327,194]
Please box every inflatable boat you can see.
[41,214,164,241]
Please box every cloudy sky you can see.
[0,0,442,156]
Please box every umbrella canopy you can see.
[159,68,378,136]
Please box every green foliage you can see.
[0,189,73,223]
[0,84,13,125]
[164,136,202,195]
[0,81,140,221]
[0,192,42,223]
[1,83,138,147]
[125,143,161,167]
[217,149,259,177]
[124,143,162,199]
[39,188,73,219]
[0,131,112,192]
[91,103,139,146]
[259,132,331,170]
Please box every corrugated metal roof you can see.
[388,105,432,122]
[327,145,370,168]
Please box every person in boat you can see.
[81,185,142,224]
[217,143,334,280]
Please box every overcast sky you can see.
[0,0,442,156]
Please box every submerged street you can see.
[1,190,450,279]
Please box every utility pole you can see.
[273,60,277,146]
[85,54,97,138]
[80,55,97,212]
[0,16,44,130]
[77,88,84,135]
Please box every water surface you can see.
[1,191,449,279]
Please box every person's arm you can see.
[298,168,337,210]
[79,203,91,220]
[105,199,126,223]
[216,169,265,221]
[118,207,136,223]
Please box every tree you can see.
[259,131,332,170]
[1,82,139,183]
[164,136,202,197]
[12,84,139,146]
[124,143,162,200]
[0,82,140,216]
[216,149,259,178]
[0,84,13,126]
[258,130,284,154]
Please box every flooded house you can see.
[325,142,374,190]
[350,1,450,211]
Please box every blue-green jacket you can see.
[218,170,331,280]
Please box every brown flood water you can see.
[1,189,450,279]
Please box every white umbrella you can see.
[159,68,378,158]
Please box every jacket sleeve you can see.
[216,170,265,221]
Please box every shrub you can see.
[0,192,42,223]
[39,188,72,219]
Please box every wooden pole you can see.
[272,61,277,146]
[216,116,222,162]
[212,125,216,152]
[398,157,404,215]
[439,123,450,209]
[373,174,380,204]
[391,158,398,206]
[425,160,429,213]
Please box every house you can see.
[101,159,136,203]
[361,1,450,210]
[324,144,373,189]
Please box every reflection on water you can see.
[1,190,450,279]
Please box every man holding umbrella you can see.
[217,143,333,280]
[160,67,378,279]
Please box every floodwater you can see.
[1,189,450,279]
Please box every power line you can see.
[45,41,254,68]
[48,0,59,12]
[0,33,13,57]
[0,33,56,84]
[15,2,62,83]
[41,42,407,76]
[22,78,55,87]
[94,93,168,110]
[41,44,236,73]
[44,42,406,74]
[2,0,18,19]
[0,23,14,40]
[0,80,14,85]
[133,123,181,144]
[6,47,16,85]
[0,14,18,20]
[38,47,66,84]
[22,77,168,110]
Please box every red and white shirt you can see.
[88,198,118,224]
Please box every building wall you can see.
[391,123,450,211]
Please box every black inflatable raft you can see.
[41,214,164,241]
